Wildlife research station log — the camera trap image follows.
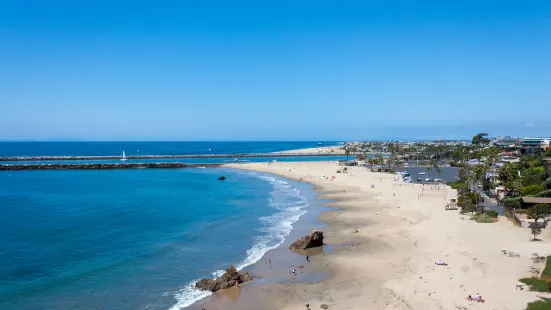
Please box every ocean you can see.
[0,141,339,157]
[0,142,332,309]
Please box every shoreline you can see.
[197,161,551,310]
[275,145,345,155]
[206,162,411,310]
[189,180,347,310]
[178,170,329,310]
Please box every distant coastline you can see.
[0,152,343,162]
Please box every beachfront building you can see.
[521,197,551,209]
[494,136,520,147]
[494,186,506,201]
[521,137,551,148]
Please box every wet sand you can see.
[191,181,333,310]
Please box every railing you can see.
[504,206,522,226]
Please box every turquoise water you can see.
[0,168,313,309]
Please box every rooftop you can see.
[521,197,551,204]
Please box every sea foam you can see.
[170,173,308,309]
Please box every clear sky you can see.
[2,0,550,141]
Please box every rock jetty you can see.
[195,265,253,292]
[0,153,342,162]
[0,163,221,171]
[290,230,324,250]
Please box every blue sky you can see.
[2,0,550,141]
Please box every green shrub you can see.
[520,277,551,292]
[446,180,465,190]
[522,185,545,196]
[542,256,551,277]
[535,190,551,198]
[484,210,498,218]
[503,197,522,209]
[543,178,551,190]
[527,298,551,310]
[470,214,495,223]
[514,209,528,214]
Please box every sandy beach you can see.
[204,161,551,310]
[275,146,345,155]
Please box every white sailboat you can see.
[121,150,127,161]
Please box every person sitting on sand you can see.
[466,295,472,301]
[306,300,310,309]
[475,293,480,301]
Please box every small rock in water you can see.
[217,176,226,180]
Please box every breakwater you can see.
[0,163,222,171]
[0,153,342,162]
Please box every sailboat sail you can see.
[121,151,127,161]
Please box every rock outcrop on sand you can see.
[195,265,252,292]
[289,230,324,250]
[217,176,226,180]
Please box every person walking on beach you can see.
[306,254,310,263]
[306,300,310,309]
[290,265,296,279]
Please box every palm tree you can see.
[426,160,441,176]
[367,157,376,168]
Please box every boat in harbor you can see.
[418,172,426,175]
[417,177,422,181]
[121,151,127,161]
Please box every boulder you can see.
[217,176,226,180]
[289,230,324,250]
[320,304,329,309]
[195,265,252,292]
